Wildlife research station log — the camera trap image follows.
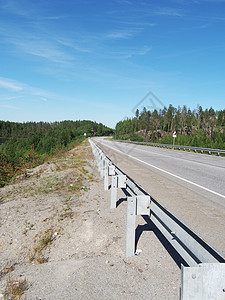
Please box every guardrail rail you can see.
[89,138,225,300]
[116,139,225,156]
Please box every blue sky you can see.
[0,0,225,128]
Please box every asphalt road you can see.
[94,137,225,257]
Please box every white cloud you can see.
[0,77,53,102]
[0,77,23,91]
[0,104,19,110]
[7,37,75,64]
[56,39,90,53]
[153,7,184,17]
[0,0,43,22]
[120,21,156,27]
[114,0,133,4]
[41,15,67,21]
[106,30,134,39]
[108,46,151,59]
[0,96,20,101]
[105,28,141,40]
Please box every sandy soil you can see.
[0,140,180,299]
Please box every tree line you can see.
[114,105,225,149]
[0,120,113,187]
[0,120,112,139]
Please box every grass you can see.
[57,203,74,221]
[4,278,28,299]
[87,174,95,182]
[63,205,70,211]
[35,229,54,252]
[22,221,34,235]
[29,228,55,264]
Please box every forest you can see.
[0,120,113,187]
[114,105,225,149]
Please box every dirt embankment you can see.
[0,140,180,299]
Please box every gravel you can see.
[0,141,180,299]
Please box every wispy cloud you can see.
[0,104,19,110]
[1,23,76,65]
[0,96,21,101]
[41,15,67,21]
[0,0,151,70]
[10,38,75,64]
[40,97,48,102]
[56,39,90,53]
[153,7,184,17]
[0,76,52,102]
[107,46,151,59]
[0,0,37,18]
[114,0,133,5]
[0,75,87,112]
[106,29,138,39]
[0,3,77,66]
[0,77,23,91]
[119,21,156,27]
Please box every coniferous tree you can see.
[113,104,225,150]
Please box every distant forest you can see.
[0,120,113,187]
[114,105,225,149]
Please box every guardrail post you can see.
[136,195,151,216]
[108,165,116,176]
[110,174,126,209]
[111,176,118,208]
[181,263,225,300]
[105,164,115,192]
[96,154,101,173]
[126,196,137,257]
[125,195,150,258]
[104,160,109,190]
[100,157,105,179]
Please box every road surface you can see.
[94,137,225,257]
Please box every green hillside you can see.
[0,120,113,187]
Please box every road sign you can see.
[173,131,177,138]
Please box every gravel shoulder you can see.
[0,140,180,299]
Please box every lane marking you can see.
[100,141,225,200]
[120,142,225,170]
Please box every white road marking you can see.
[101,141,225,200]
[121,142,225,169]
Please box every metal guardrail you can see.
[89,138,225,299]
[116,140,225,156]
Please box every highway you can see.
[94,137,225,257]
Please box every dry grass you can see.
[29,228,55,264]
[4,278,28,299]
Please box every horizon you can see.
[0,0,225,128]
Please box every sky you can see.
[0,0,225,128]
